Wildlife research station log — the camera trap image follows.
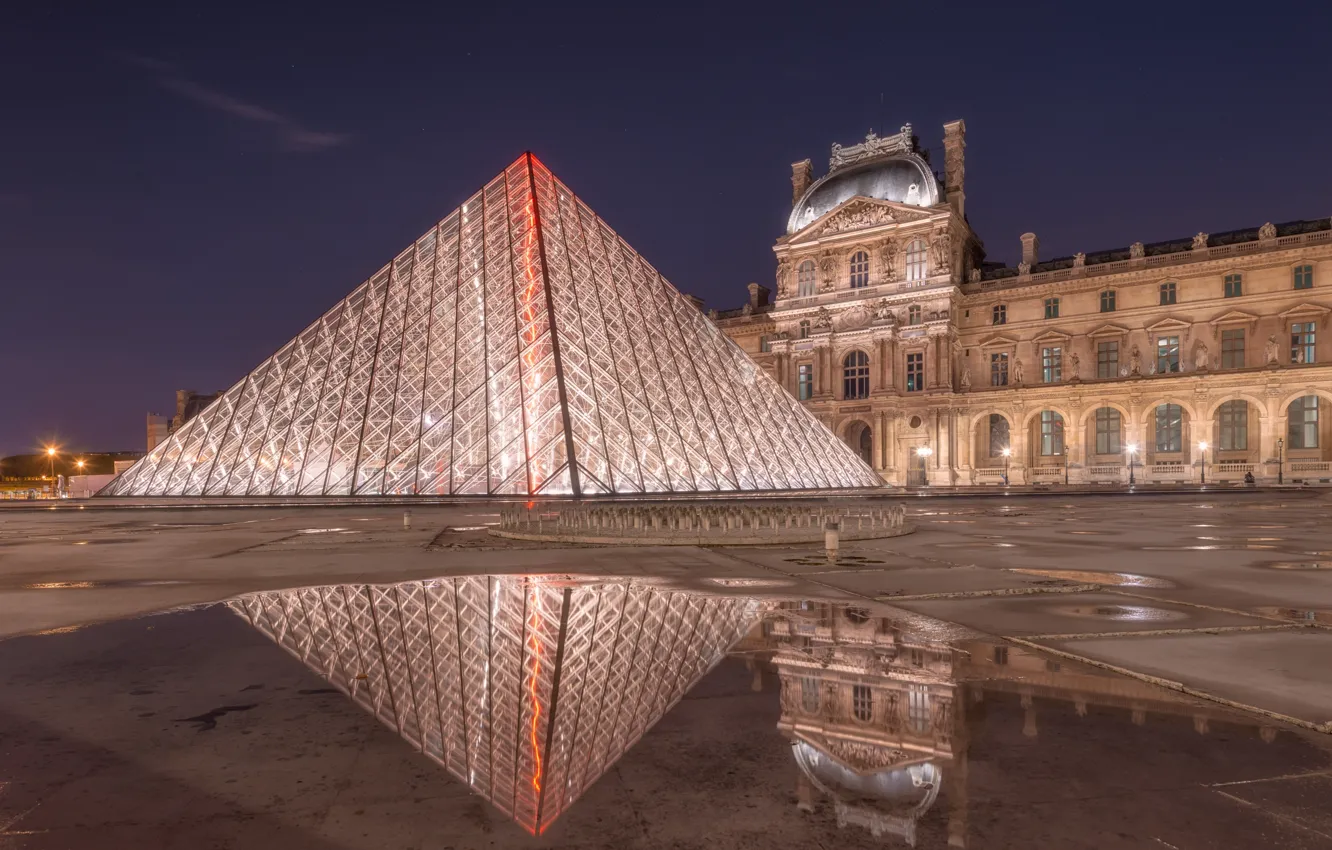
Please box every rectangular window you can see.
[1292,322,1316,364]
[905,352,924,392]
[1160,281,1176,305]
[908,305,922,325]
[759,334,771,353]
[1097,340,1119,379]
[1289,395,1320,449]
[1221,329,1245,369]
[1156,336,1180,373]
[992,304,1006,325]
[990,352,1009,386]
[1041,346,1062,383]
[1040,410,1064,456]
[1155,403,1183,453]
[1100,290,1116,312]
[797,363,813,400]
[1044,297,1060,319]
[1294,264,1314,290]
[1224,273,1243,298]
[1095,407,1121,454]
[1219,400,1248,451]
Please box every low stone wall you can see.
[490,502,912,546]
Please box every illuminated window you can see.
[1040,410,1064,456]
[908,304,922,325]
[1042,346,1062,383]
[1294,264,1314,290]
[852,684,873,722]
[1221,329,1244,369]
[1224,273,1243,298]
[1044,297,1060,319]
[1219,400,1248,451]
[1095,407,1121,454]
[1159,281,1176,305]
[1292,322,1316,364]
[800,676,820,713]
[798,319,810,339]
[1100,290,1116,312]
[905,239,927,282]
[988,414,1010,457]
[907,685,930,732]
[1289,395,1320,449]
[842,351,870,399]
[797,363,813,400]
[990,352,1009,386]
[905,352,924,392]
[848,251,870,288]
[1097,341,1119,378]
[797,260,817,297]
[1155,404,1183,453]
[1157,336,1180,373]
[992,304,1007,325]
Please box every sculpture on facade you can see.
[968,268,981,283]
[1130,242,1145,259]
[818,253,838,293]
[931,231,952,272]
[775,260,792,298]
[878,240,899,281]
[829,125,914,171]
[1012,357,1025,385]
[1017,261,1031,276]
[1266,334,1281,365]
[1129,345,1142,375]
[959,365,972,391]
[813,307,834,330]
[1192,232,1209,250]
[1073,252,1086,268]
[872,299,894,322]
[1066,351,1080,380]
[1259,222,1277,241]
[1194,341,1209,371]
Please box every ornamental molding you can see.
[829,126,915,172]
[800,198,935,242]
[1145,316,1193,338]
[836,305,873,332]
[1086,323,1132,339]
[1030,328,1073,345]
[1278,302,1332,328]
[977,333,1021,349]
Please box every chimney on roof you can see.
[942,120,966,217]
[1020,232,1040,267]
[791,160,813,206]
[747,282,770,310]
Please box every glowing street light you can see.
[914,445,933,488]
[44,446,58,482]
[1125,443,1139,485]
[1197,441,1209,485]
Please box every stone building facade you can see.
[715,120,1332,486]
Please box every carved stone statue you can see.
[872,298,894,322]
[1066,351,1080,380]
[1017,261,1031,276]
[1073,252,1086,268]
[931,232,952,272]
[1192,232,1209,250]
[1012,357,1025,385]
[968,268,981,283]
[741,302,753,315]
[818,254,838,293]
[1194,342,1209,371]
[775,260,792,298]
[960,365,972,391]
[1259,221,1277,241]
[1266,334,1281,365]
[1297,346,1307,365]
[1130,242,1145,259]
[1129,345,1142,375]
[878,240,899,281]
[812,307,833,330]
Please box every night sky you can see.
[5,1,1331,457]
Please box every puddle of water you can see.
[1253,607,1332,623]
[299,528,348,534]
[1256,561,1331,570]
[1049,603,1188,622]
[23,580,187,590]
[1009,569,1174,589]
[445,526,491,532]
[1196,537,1284,542]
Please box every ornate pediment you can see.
[1087,323,1131,339]
[797,732,921,775]
[1279,302,1332,327]
[1209,309,1260,327]
[830,126,916,171]
[977,333,1020,349]
[1031,328,1072,345]
[798,198,933,241]
[1145,316,1193,335]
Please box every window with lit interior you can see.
[842,351,869,399]
[797,260,817,297]
[1095,407,1121,454]
[905,239,927,282]
[1155,403,1183,453]
[848,251,869,288]
[1288,395,1320,449]
[1219,399,1248,451]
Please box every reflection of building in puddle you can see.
[759,600,1287,848]
[229,576,760,836]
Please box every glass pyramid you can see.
[103,154,879,496]
[228,576,760,835]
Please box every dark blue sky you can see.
[4,1,1331,457]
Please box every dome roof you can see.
[788,156,940,234]
[794,741,941,808]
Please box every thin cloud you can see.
[115,52,348,152]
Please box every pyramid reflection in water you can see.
[104,153,878,497]
[229,576,759,835]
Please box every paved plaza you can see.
[1,490,1330,847]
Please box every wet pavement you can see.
[2,491,1332,847]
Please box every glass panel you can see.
[1289,396,1320,449]
[1155,404,1183,452]
[993,304,1006,325]
[905,240,927,281]
[1160,282,1176,305]
[797,261,816,296]
[1221,329,1245,369]
[1095,408,1121,454]
[1097,341,1119,379]
[1291,322,1316,364]
[1156,336,1180,373]
[1219,400,1248,451]
[988,414,1010,457]
[1040,410,1064,456]
[1100,290,1115,312]
[848,251,869,288]
[990,352,1009,386]
[1042,347,1062,383]
[1294,264,1314,290]
[906,353,924,392]
[842,351,869,399]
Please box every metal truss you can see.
[103,154,879,497]
[228,576,760,835]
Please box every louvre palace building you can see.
[715,121,1332,486]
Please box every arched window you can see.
[796,260,817,297]
[842,351,870,399]
[848,250,870,288]
[988,414,1010,457]
[1219,400,1248,450]
[1039,410,1065,456]
[798,319,810,339]
[1094,407,1121,454]
[1289,395,1320,449]
[1155,403,1183,453]
[905,238,927,282]
[852,684,873,722]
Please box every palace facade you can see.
[714,121,1332,486]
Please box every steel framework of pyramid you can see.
[229,576,760,835]
[102,154,879,497]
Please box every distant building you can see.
[716,120,1332,486]
[147,389,222,452]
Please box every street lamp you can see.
[1278,437,1285,485]
[1001,447,1012,485]
[915,445,933,488]
[45,446,57,481]
[1126,443,1138,485]
[1197,441,1209,485]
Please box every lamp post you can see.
[1126,443,1138,485]
[1001,447,1012,485]
[1197,441,1208,486]
[915,445,933,488]
[1278,437,1284,485]
[45,446,57,481]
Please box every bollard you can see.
[403,509,412,531]
[824,518,840,560]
